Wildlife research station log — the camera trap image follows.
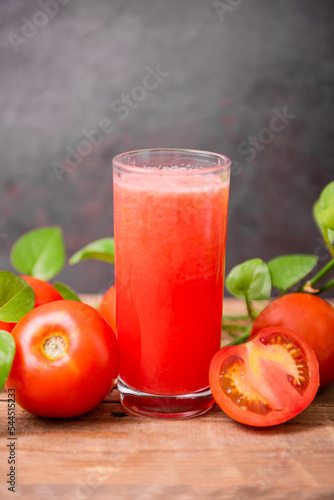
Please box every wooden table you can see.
[1,297,334,500]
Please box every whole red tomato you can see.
[251,293,334,388]
[6,300,120,418]
[98,284,116,334]
[0,276,63,332]
[210,326,319,427]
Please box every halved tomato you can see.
[209,326,319,427]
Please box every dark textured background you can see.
[1,0,334,293]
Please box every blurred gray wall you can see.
[0,0,334,293]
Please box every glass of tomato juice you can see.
[113,149,231,418]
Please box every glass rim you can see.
[112,148,231,175]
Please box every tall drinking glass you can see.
[113,149,231,418]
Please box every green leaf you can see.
[0,330,15,391]
[314,181,334,231]
[320,181,334,206]
[329,229,334,244]
[10,226,65,281]
[313,199,334,244]
[53,282,81,302]
[313,199,325,233]
[316,205,334,231]
[226,258,271,301]
[267,254,318,293]
[0,272,35,322]
[69,238,114,265]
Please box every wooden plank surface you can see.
[0,297,334,500]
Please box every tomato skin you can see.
[98,285,116,334]
[5,300,120,418]
[251,294,334,388]
[0,276,63,332]
[22,276,63,307]
[209,326,319,427]
[0,320,16,333]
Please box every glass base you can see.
[117,378,214,419]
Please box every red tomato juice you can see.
[114,171,229,395]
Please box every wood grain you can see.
[0,298,333,500]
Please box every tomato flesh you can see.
[210,327,319,426]
[219,356,272,415]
